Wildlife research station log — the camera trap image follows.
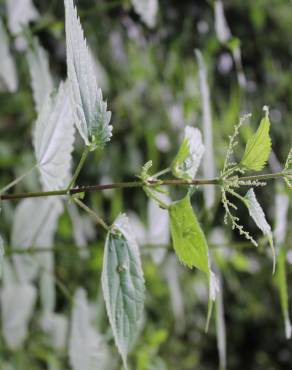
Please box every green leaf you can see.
[171,126,205,180]
[240,108,272,171]
[276,249,292,339]
[169,195,209,271]
[102,214,145,369]
[169,195,218,329]
[244,188,275,273]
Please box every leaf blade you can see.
[102,214,145,368]
[240,109,272,171]
[64,0,112,149]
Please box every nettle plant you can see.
[0,0,292,369]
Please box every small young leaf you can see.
[276,249,292,339]
[27,37,54,113]
[171,126,205,180]
[65,0,112,150]
[33,81,75,191]
[245,188,275,272]
[240,108,272,171]
[102,214,145,369]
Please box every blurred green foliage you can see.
[0,0,292,369]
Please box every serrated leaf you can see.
[0,18,18,93]
[169,195,209,271]
[33,81,75,191]
[169,195,218,327]
[245,188,275,272]
[240,110,272,171]
[171,126,205,180]
[65,0,112,149]
[102,214,145,369]
[27,37,54,113]
[276,249,292,339]
[131,0,159,28]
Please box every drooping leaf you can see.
[276,249,292,339]
[171,126,205,180]
[169,195,209,271]
[0,18,18,93]
[169,195,218,327]
[240,108,272,171]
[131,0,159,28]
[69,288,110,370]
[27,37,54,113]
[195,50,216,209]
[245,188,275,272]
[102,214,145,369]
[33,81,75,191]
[64,0,112,149]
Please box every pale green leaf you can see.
[33,81,75,191]
[65,0,112,149]
[102,214,145,369]
[240,109,272,171]
[245,188,275,273]
[276,249,292,339]
[171,126,205,180]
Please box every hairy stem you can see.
[74,197,109,231]
[0,172,287,201]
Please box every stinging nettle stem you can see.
[0,172,287,201]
